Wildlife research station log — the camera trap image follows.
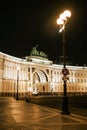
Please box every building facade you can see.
[0,51,87,97]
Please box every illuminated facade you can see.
[0,51,87,97]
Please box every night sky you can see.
[0,0,87,66]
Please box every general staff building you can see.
[0,49,87,97]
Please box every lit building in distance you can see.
[0,47,87,97]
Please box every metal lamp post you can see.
[16,66,20,100]
[26,85,31,102]
[28,87,31,102]
[57,10,71,114]
[14,81,16,98]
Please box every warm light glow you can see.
[59,13,67,21]
[57,18,64,25]
[63,10,71,18]
[57,10,71,32]
[59,25,65,33]
[17,66,20,70]
[28,87,32,92]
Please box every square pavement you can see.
[0,97,87,130]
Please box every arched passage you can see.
[32,70,49,95]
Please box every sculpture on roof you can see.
[30,45,47,58]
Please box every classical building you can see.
[0,48,87,97]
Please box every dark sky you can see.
[0,0,87,66]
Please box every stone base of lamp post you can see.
[16,92,19,100]
[25,92,31,102]
[26,98,28,102]
[61,96,70,115]
[26,97,30,102]
[14,92,16,98]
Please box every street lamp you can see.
[28,87,31,102]
[16,66,20,100]
[57,10,71,114]
[14,81,16,98]
[26,84,32,102]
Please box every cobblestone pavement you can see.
[0,97,87,130]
